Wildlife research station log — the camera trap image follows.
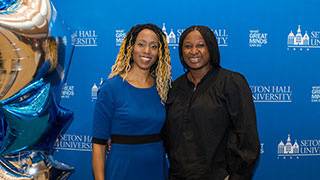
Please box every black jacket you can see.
[162,68,260,180]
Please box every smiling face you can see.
[182,30,211,71]
[132,28,159,71]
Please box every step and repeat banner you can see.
[51,0,320,179]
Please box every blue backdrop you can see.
[51,0,320,179]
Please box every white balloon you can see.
[0,0,51,38]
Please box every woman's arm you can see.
[91,81,114,180]
[225,72,260,180]
[92,143,106,180]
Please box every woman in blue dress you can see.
[91,23,171,180]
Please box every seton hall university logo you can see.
[277,134,320,159]
[287,25,320,51]
[278,134,299,159]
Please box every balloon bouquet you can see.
[0,0,74,179]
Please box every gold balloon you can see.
[0,27,39,100]
[0,0,55,100]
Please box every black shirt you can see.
[163,68,260,180]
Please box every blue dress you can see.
[92,75,167,180]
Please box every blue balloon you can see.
[0,79,73,155]
[0,0,17,11]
